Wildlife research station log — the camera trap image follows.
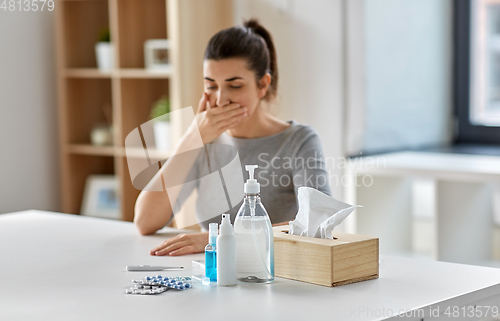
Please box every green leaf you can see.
[150,96,171,121]
[98,27,111,43]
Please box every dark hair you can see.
[204,18,278,101]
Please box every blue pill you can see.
[184,283,191,288]
[177,281,183,285]
[146,277,151,281]
[156,275,162,278]
[179,285,185,290]
[163,277,169,281]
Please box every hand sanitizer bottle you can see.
[205,223,218,282]
[217,214,237,286]
[234,165,274,283]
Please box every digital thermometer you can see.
[126,265,184,271]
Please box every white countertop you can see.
[348,151,500,181]
[1,210,500,321]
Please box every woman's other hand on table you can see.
[150,232,209,256]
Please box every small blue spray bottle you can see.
[205,223,218,282]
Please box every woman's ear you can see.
[258,73,272,99]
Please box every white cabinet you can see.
[344,151,500,266]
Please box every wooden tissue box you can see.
[273,226,379,287]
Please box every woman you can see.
[134,19,331,256]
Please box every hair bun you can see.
[243,18,262,31]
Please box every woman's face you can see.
[203,58,269,117]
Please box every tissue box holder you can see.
[273,226,379,287]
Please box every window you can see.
[455,0,500,143]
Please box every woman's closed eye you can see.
[206,85,242,90]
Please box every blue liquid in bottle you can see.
[205,248,217,282]
[205,223,218,282]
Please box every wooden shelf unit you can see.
[65,68,172,79]
[55,0,233,222]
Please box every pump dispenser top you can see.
[208,223,218,245]
[219,214,233,235]
[244,165,260,194]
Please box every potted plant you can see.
[95,27,114,71]
[150,96,171,151]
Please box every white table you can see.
[345,151,500,265]
[1,210,500,321]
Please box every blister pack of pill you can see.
[125,275,192,295]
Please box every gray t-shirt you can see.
[171,119,331,231]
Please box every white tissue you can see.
[289,187,362,239]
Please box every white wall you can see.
[362,0,453,153]
[0,11,60,214]
[233,0,345,198]
[0,0,344,213]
